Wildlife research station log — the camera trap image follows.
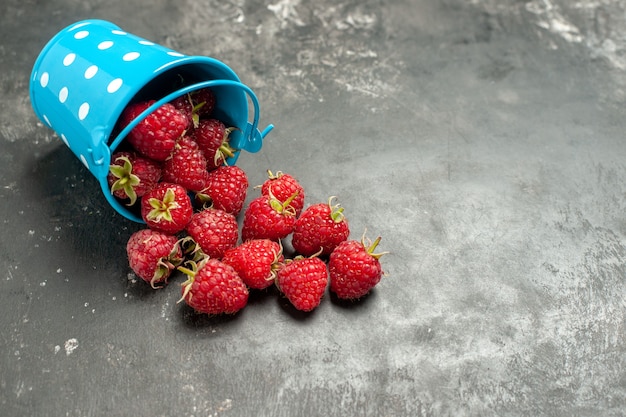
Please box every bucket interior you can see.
[108,60,248,154]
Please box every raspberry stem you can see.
[361,230,388,260]
[328,196,345,223]
[268,187,298,216]
[268,240,285,282]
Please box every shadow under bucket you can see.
[29,19,273,222]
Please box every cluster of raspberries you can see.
[112,87,386,315]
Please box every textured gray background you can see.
[1,0,625,416]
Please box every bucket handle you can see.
[109,79,273,154]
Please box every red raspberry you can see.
[169,93,195,131]
[241,194,297,242]
[261,170,305,216]
[291,197,350,257]
[120,101,187,161]
[185,208,239,259]
[161,137,209,192]
[276,256,328,312]
[190,119,236,170]
[179,258,248,315]
[170,87,216,130]
[222,239,284,290]
[195,166,248,216]
[141,182,193,234]
[107,151,161,206]
[329,234,387,300]
[126,228,183,288]
[190,87,216,117]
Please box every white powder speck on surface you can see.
[127,273,138,284]
[161,300,170,320]
[64,338,79,356]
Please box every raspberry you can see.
[119,101,187,161]
[161,137,209,192]
[169,93,196,131]
[195,166,248,216]
[191,119,236,170]
[222,239,284,289]
[291,197,350,257]
[185,208,239,259]
[241,194,297,242]
[329,234,387,300]
[179,258,248,315]
[190,87,216,117]
[126,228,183,288]
[276,256,328,312]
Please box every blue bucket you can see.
[29,19,273,222]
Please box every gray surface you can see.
[1,0,626,416]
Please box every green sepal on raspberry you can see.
[261,170,306,216]
[148,187,180,223]
[213,127,238,166]
[107,152,161,206]
[328,196,346,222]
[109,155,141,205]
[141,183,193,234]
[268,188,299,217]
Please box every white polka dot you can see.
[60,133,69,146]
[74,30,89,40]
[63,53,76,66]
[107,78,123,93]
[84,65,98,79]
[59,87,68,103]
[167,52,184,57]
[122,52,140,61]
[42,114,51,126]
[80,154,89,169]
[112,30,127,35]
[78,103,90,120]
[40,72,49,88]
[139,40,155,46]
[98,41,114,50]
